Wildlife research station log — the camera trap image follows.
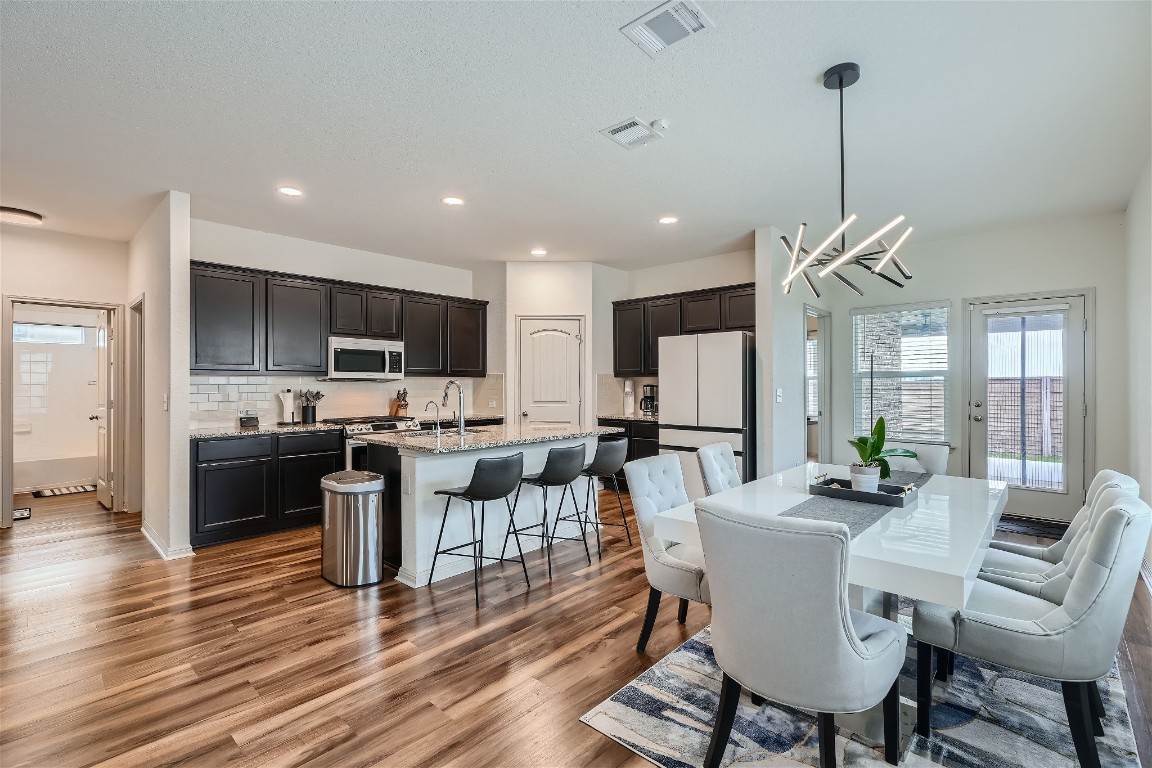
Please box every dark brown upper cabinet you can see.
[266,277,329,372]
[329,287,402,340]
[190,267,263,371]
[645,298,680,374]
[447,300,486,377]
[612,283,755,377]
[613,303,645,377]
[330,287,367,335]
[366,291,402,339]
[403,295,448,375]
[722,286,756,330]
[681,292,722,334]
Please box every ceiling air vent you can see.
[600,118,666,149]
[621,1,715,58]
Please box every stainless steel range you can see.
[323,416,424,470]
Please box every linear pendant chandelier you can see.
[780,63,913,298]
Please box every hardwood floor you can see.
[2,491,1149,767]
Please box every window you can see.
[13,323,86,345]
[805,336,819,419]
[852,302,949,442]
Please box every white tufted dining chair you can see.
[914,488,1151,768]
[697,503,906,768]
[884,440,949,475]
[981,469,1139,589]
[623,454,710,652]
[697,442,742,496]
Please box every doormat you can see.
[13,507,31,520]
[32,485,96,498]
[996,515,1068,540]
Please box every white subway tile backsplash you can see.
[189,394,208,403]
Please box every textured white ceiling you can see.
[1,1,1148,269]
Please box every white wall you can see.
[129,192,191,559]
[12,306,102,491]
[191,219,472,297]
[502,261,628,426]
[628,249,754,298]
[471,263,506,374]
[754,228,834,475]
[818,213,1129,488]
[0,225,129,304]
[1124,162,1151,571]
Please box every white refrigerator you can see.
[658,331,756,500]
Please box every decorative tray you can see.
[808,478,919,508]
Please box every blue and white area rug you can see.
[581,627,1140,767]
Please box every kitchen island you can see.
[363,423,623,587]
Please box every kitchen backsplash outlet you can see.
[188,375,479,428]
[471,373,504,417]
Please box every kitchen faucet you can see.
[424,401,441,437]
[442,380,465,437]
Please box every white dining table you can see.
[654,462,1010,610]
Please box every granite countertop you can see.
[360,424,623,454]
[189,423,344,439]
[596,413,658,422]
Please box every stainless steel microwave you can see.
[327,337,405,380]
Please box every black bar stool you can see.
[557,438,630,559]
[428,452,529,608]
[501,443,588,579]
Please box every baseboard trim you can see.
[14,479,98,494]
[140,522,195,560]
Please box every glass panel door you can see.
[969,296,1086,521]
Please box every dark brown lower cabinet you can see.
[191,429,344,547]
[278,451,341,518]
[194,457,277,542]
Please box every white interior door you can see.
[95,312,113,509]
[968,296,1086,521]
[518,317,582,427]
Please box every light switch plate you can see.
[776,388,783,403]
[402,474,412,495]
[489,400,497,408]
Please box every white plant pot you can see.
[850,465,881,493]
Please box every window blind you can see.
[805,336,819,419]
[852,303,949,442]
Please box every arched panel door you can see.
[518,318,582,427]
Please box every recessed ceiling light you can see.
[659,216,679,224]
[441,197,465,206]
[277,186,304,197]
[0,206,44,226]
[530,248,547,257]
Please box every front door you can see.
[518,317,582,427]
[95,312,114,509]
[968,295,1087,521]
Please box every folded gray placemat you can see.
[780,495,893,538]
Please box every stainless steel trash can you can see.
[320,470,386,587]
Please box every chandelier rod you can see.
[839,79,846,254]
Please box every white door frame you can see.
[127,295,145,515]
[1,295,127,526]
[514,315,585,426]
[803,305,832,463]
[960,288,1096,510]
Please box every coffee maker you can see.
[640,384,658,417]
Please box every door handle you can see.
[972,415,984,422]
[89,415,100,421]
[521,411,528,417]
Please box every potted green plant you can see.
[848,416,917,493]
